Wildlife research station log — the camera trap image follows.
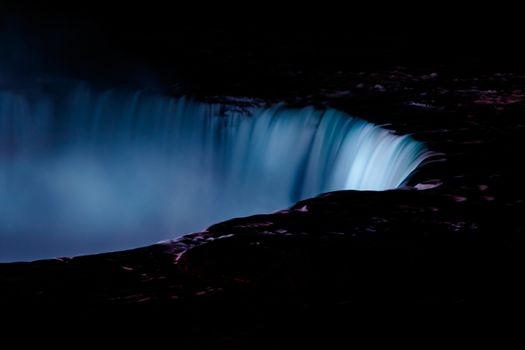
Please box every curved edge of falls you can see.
[0,84,432,261]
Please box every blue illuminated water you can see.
[0,84,430,261]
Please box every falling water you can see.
[0,83,430,261]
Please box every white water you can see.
[0,83,429,261]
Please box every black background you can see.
[1,1,523,90]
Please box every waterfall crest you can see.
[0,84,429,261]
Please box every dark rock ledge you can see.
[1,70,524,316]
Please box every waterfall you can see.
[0,83,429,261]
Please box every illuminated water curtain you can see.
[0,84,429,261]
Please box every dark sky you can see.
[1,2,523,88]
